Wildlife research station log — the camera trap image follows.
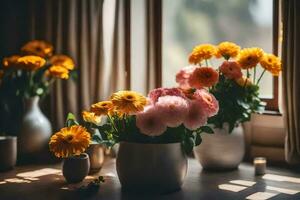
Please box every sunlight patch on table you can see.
[17,168,61,178]
[263,174,300,184]
[246,192,278,200]
[266,186,300,195]
[218,184,247,192]
[229,180,256,186]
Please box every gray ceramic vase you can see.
[194,124,245,170]
[116,142,187,193]
[86,144,105,174]
[18,96,52,155]
[0,136,17,171]
[62,153,90,183]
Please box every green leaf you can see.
[201,126,214,134]
[65,112,79,127]
[195,133,202,146]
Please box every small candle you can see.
[254,157,266,176]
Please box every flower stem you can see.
[256,69,266,85]
[253,66,256,83]
[205,59,209,66]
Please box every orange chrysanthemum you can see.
[17,55,46,71]
[188,44,217,64]
[50,55,75,70]
[260,53,281,76]
[2,55,21,69]
[110,91,147,115]
[237,48,264,69]
[21,40,53,58]
[188,67,219,88]
[47,65,69,79]
[49,125,91,158]
[235,76,252,87]
[82,111,101,125]
[216,41,240,59]
[90,101,114,116]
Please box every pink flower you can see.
[156,96,189,127]
[219,61,242,79]
[148,87,186,104]
[136,105,167,136]
[176,66,197,89]
[193,89,219,117]
[184,100,208,130]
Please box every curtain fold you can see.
[282,0,300,164]
[30,0,128,129]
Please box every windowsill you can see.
[259,110,282,116]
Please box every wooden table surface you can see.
[1,158,300,200]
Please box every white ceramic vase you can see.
[194,124,245,170]
[116,142,187,193]
[18,96,52,155]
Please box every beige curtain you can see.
[282,0,300,164]
[30,0,129,129]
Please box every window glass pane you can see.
[163,0,273,98]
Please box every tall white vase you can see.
[194,124,245,170]
[18,96,52,155]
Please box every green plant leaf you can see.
[195,133,202,146]
[65,112,79,127]
[200,126,214,134]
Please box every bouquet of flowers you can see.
[0,40,76,98]
[176,41,281,132]
[49,87,219,156]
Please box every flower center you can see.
[65,134,74,142]
[125,95,134,101]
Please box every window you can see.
[163,0,278,110]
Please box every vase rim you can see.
[0,136,17,140]
[119,141,181,145]
[66,153,89,160]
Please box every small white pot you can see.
[194,124,245,170]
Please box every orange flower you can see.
[50,55,75,70]
[260,53,281,76]
[49,125,90,158]
[219,61,242,79]
[216,42,240,59]
[237,48,264,69]
[21,40,53,58]
[82,111,101,125]
[189,44,217,64]
[47,66,69,79]
[188,67,219,88]
[17,56,46,71]
[2,55,21,69]
[90,101,114,116]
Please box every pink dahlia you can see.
[184,100,207,130]
[136,105,167,136]
[175,66,197,89]
[148,87,186,104]
[193,89,219,117]
[219,61,242,79]
[156,96,189,127]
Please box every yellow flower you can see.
[47,66,69,79]
[82,111,101,125]
[50,55,75,70]
[17,56,46,71]
[21,40,53,58]
[90,101,114,116]
[49,125,91,158]
[260,53,281,76]
[216,42,240,59]
[2,55,21,69]
[235,76,252,87]
[189,44,217,64]
[110,90,147,115]
[237,48,264,69]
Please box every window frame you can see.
[261,0,279,111]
